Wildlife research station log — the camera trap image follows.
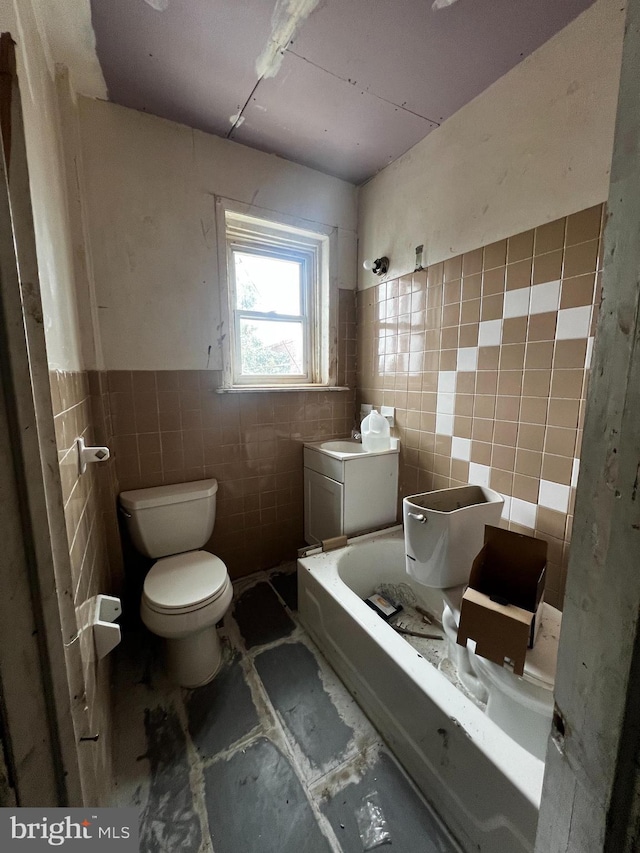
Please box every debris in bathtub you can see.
[365,592,403,621]
[393,624,443,640]
[355,791,391,850]
[415,604,442,628]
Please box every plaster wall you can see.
[77,97,358,371]
[357,0,625,287]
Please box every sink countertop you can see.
[303,437,400,460]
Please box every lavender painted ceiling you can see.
[90,0,594,185]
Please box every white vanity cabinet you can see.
[303,439,399,545]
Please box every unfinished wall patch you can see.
[255,0,320,80]
[143,0,170,11]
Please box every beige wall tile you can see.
[560,273,595,309]
[544,426,577,458]
[462,273,482,301]
[482,266,506,296]
[443,255,462,282]
[503,317,528,344]
[565,205,602,246]
[515,449,543,478]
[506,258,533,291]
[462,248,483,276]
[528,312,557,342]
[535,218,566,255]
[532,249,563,285]
[481,294,504,321]
[508,230,535,263]
[492,444,516,471]
[483,240,507,271]
[512,474,540,503]
[490,467,513,495]
[493,420,518,446]
[541,454,573,485]
[517,422,545,452]
[563,239,599,278]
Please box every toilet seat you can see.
[143,550,229,615]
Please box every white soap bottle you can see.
[361,409,391,451]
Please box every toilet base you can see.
[165,625,223,688]
[442,605,488,703]
[483,689,552,762]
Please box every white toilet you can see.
[467,602,560,761]
[404,485,561,760]
[119,479,232,688]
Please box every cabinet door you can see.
[304,468,344,545]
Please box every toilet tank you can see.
[120,479,218,558]
[404,485,504,588]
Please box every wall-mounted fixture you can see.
[414,244,424,272]
[362,257,389,276]
[93,595,122,660]
[76,436,110,475]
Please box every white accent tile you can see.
[457,347,479,371]
[586,336,594,368]
[503,288,530,319]
[571,458,580,488]
[478,319,503,347]
[435,412,454,436]
[510,498,537,529]
[538,479,571,514]
[499,494,512,521]
[556,306,592,340]
[529,280,561,315]
[451,436,471,462]
[468,462,491,488]
[438,370,457,393]
[436,392,455,415]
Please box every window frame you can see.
[217,199,336,390]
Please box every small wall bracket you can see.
[93,594,122,660]
[76,436,110,475]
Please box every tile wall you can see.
[357,204,604,608]
[106,289,357,579]
[50,370,123,803]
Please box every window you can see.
[220,205,334,388]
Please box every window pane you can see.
[239,319,304,376]
[234,252,302,315]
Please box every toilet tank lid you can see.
[120,478,218,510]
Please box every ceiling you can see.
[90,0,594,185]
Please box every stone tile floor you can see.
[111,564,460,853]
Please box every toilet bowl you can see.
[120,479,232,688]
[403,485,560,760]
[468,602,560,760]
[442,595,561,760]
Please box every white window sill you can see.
[215,385,351,394]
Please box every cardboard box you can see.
[456,526,547,676]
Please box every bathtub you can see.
[298,526,544,853]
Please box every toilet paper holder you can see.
[93,594,122,660]
[76,436,110,475]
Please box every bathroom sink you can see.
[303,437,400,460]
[319,440,367,454]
